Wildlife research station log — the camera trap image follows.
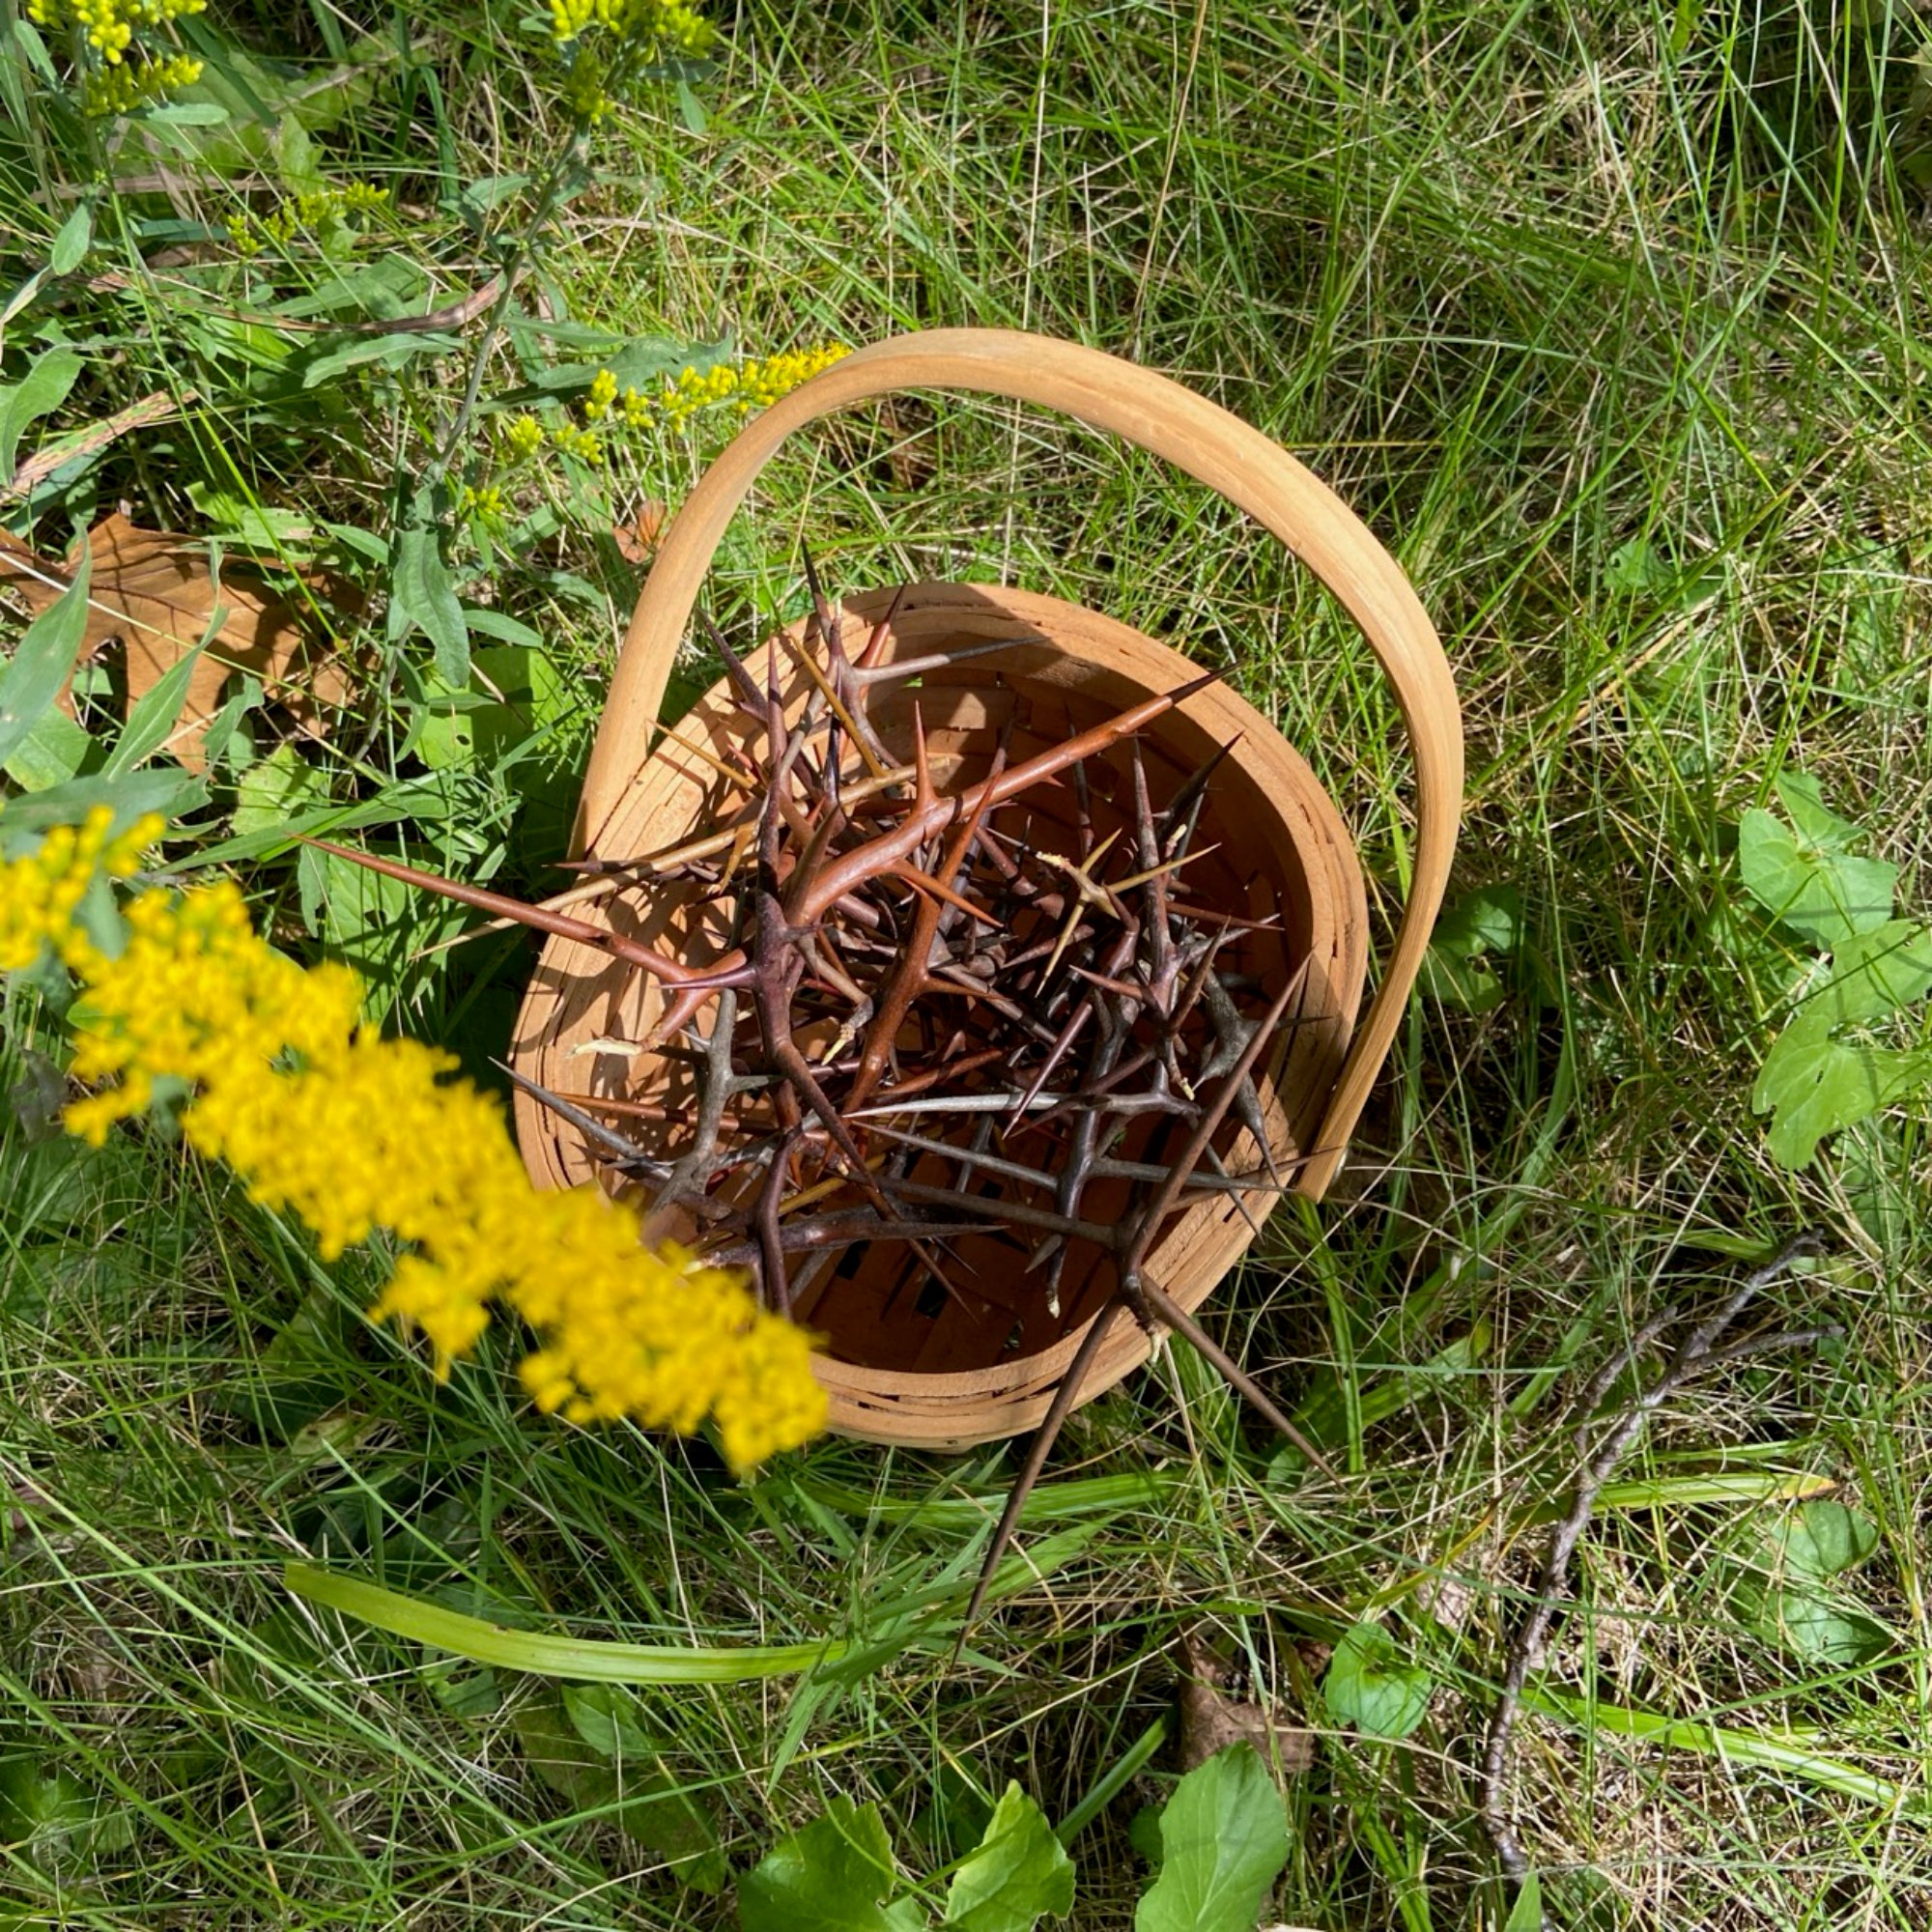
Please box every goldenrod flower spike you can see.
[0,810,826,1471]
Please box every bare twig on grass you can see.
[1479,1230,1837,1918]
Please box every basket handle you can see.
[579,328,1463,1200]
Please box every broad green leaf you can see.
[48,203,91,275]
[1420,886,1520,1012]
[1775,772,1866,854]
[140,99,230,125]
[0,345,81,483]
[0,554,88,768]
[519,333,726,398]
[185,482,316,550]
[1745,1586,1889,1665]
[1133,1745,1289,1932]
[232,743,327,835]
[1737,806,1894,945]
[1750,1009,1932,1167]
[0,769,201,853]
[942,1783,1072,1932]
[1764,1501,1879,1585]
[562,1682,657,1759]
[2,707,90,791]
[1321,1622,1434,1740]
[516,1691,725,1891]
[1733,1501,1889,1666]
[738,1797,906,1932]
[388,525,469,686]
[1810,923,1932,1029]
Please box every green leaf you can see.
[739,1797,908,1932]
[186,483,317,551]
[1737,804,1895,945]
[2,706,91,791]
[1133,1745,1288,1932]
[140,99,231,125]
[1421,884,1521,1013]
[1775,772,1866,853]
[1810,922,1932,1029]
[942,1783,1072,1932]
[564,1685,726,1890]
[0,1750,127,1864]
[298,330,462,390]
[562,1682,658,1759]
[1745,1586,1889,1665]
[0,769,201,853]
[232,743,327,835]
[1750,1009,1932,1167]
[1503,1872,1543,1932]
[1763,1500,1879,1584]
[1321,1622,1434,1740]
[517,333,725,399]
[0,554,87,768]
[48,202,91,275]
[0,345,82,483]
[284,1563,851,1682]
[388,525,469,685]
[1730,1502,1889,1665]
[103,624,210,775]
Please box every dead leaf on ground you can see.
[0,510,358,770]
[1177,1634,1315,1778]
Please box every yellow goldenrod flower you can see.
[0,810,826,1471]
[645,343,851,432]
[551,422,604,467]
[582,368,619,422]
[31,0,206,64]
[459,483,505,519]
[497,414,547,464]
[79,48,201,116]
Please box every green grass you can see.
[4,0,1932,1923]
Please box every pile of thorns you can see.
[322,560,1329,1606]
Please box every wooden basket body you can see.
[507,329,1463,1452]
[510,582,1367,1447]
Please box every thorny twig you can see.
[1479,1231,1837,1918]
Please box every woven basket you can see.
[509,329,1462,1452]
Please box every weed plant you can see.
[2,0,1930,1925]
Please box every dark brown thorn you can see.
[1120,960,1308,1288]
[492,1060,673,1183]
[1129,1273,1335,1477]
[697,611,767,716]
[753,1129,801,1316]
[956,1300,1124,1648]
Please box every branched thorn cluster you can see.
[0,810,827,1471]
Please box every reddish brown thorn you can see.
[303,839,732,989]
[855,582,908,671]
